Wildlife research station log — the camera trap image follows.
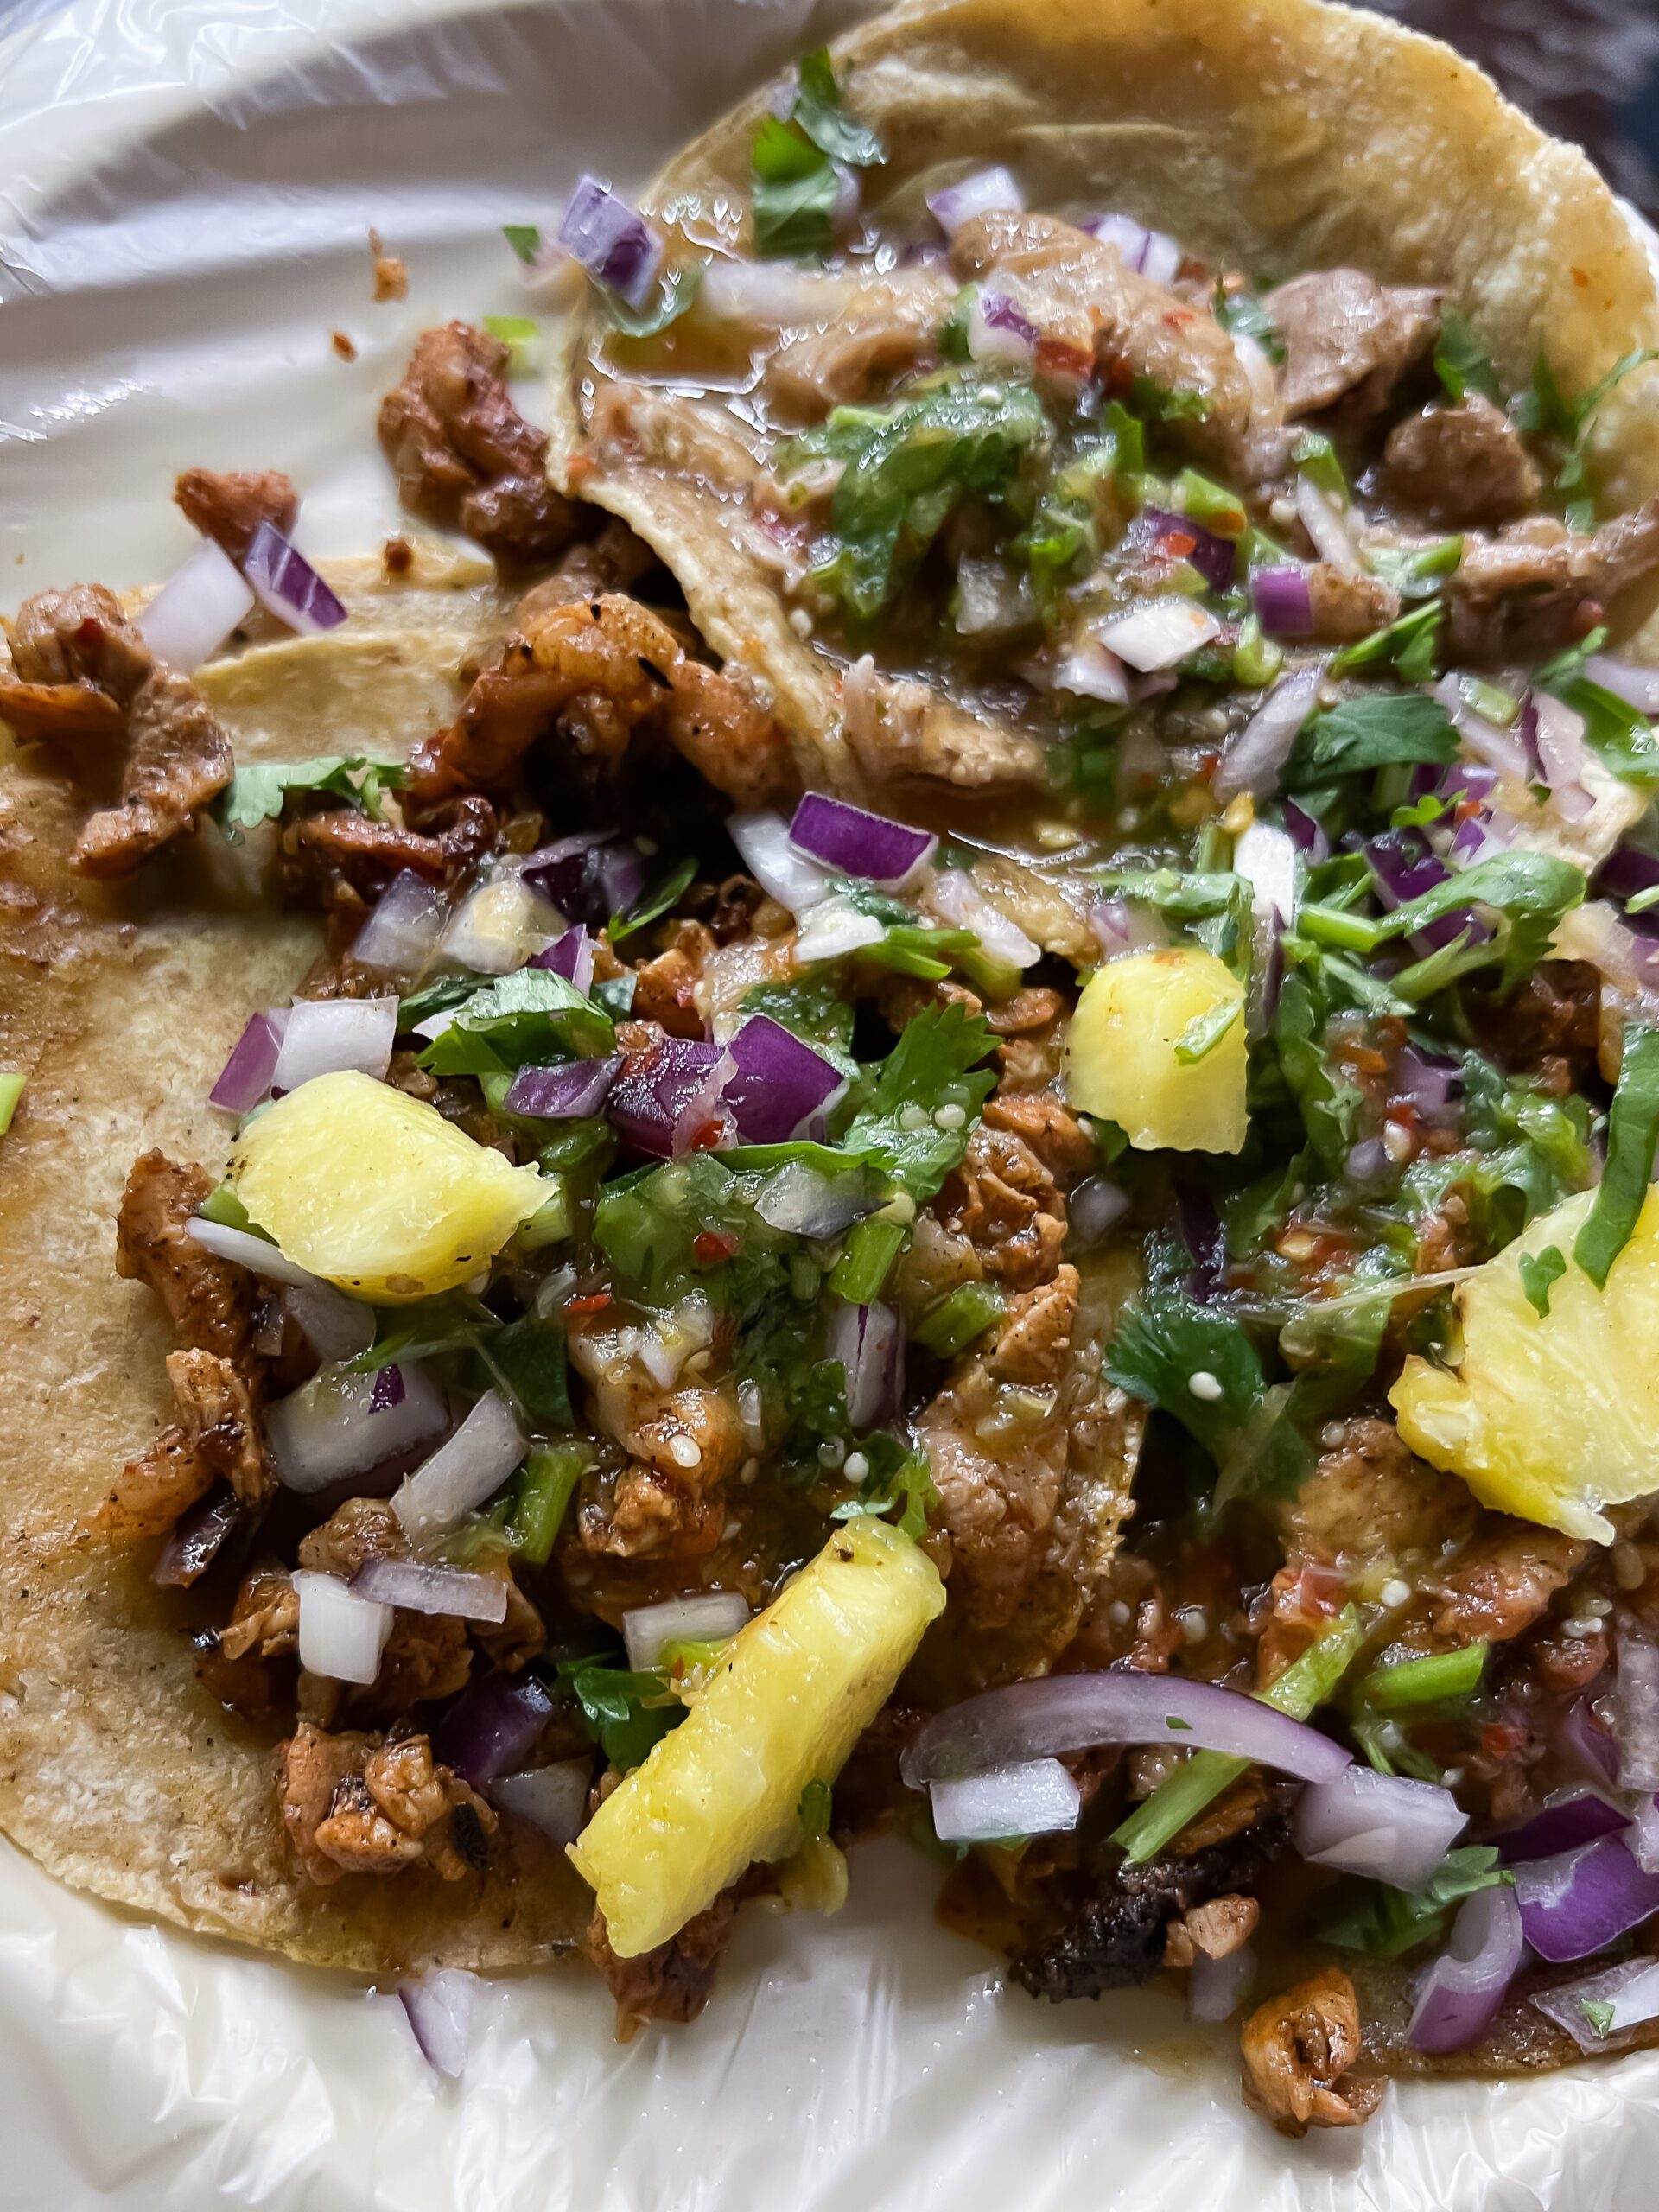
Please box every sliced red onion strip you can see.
[900,1669,1353,1790]
[1495,1789,1630,1865]
[556,175,664,310]
[1514,1832,1659,1961]
[789,791,937,888]
[1214,665,1322,798]
[351,1557,511,1623]
[1189,1941,1257,2024]
[1367,831,1484,953]
[397,1968,478,2080]
[210,1009,287,1113]
[1407,1882,1525,2054]
[350,871,448,984]
[723,1014,847,1143]
[931,1757,1082,1846]
[490,1760,593,1845]
[926,165,1023,238]
[1293,1764,1469,1891]
[1251,566,1314,641]
[1532,1956,1659,2051]
[1584,655,1659,716]
[1559,1692,1622,1785]
[393,1388,527,1541]
[267,1363,450,1494]
[135,537,256,673]
[926,869,1040,969]
[830,1299,905,1430]
[433,1671,555,1786]
[968,289,1039,370]
[505,1054,622,1120]
[1530,692,1596,823]
[1282,800,1329,861]
[294,1569,392,1684]
[270,995,397,1091]
[188,1215,317,1291]
[607,1036,729,1159]
[1090,595,1220,674]
[243,521,347,636]
[728,810,832,914]
[531,924,596,994]
[623,1591,751,1672]
[1394,1044,1462,1123]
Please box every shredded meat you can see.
[372,1611,474,1712]
[378,321,576,566]
[5,582,152,700]
[915,1368,1070,1630]
[468,1552,547,1672]
[368,228,407,304]
[838,651,1046,791]
[281,1723,494,1885]
[1305,564,1402,642]
[174,468,298,562]
[73,667,233,879]
[278,792,496,909]
[117,1152,253,1359]
[164,1347,272,1503]
[1283,1417,1476,1571]
[1376,397,1543,529]
[631,920,715,1038]
[939,1119,1068,1289]
[1265,269,1440,425]
[1421,1519,1588,1650]
[1239,1969,1385,2136]
[406,593,793,815]
[219,1566,299,1662]
[583,1896,738,2040]
[1163,1893,1261,1968]
[1442,499,1659,664]
[949,212,1254,467]
[579,1463,725,1560]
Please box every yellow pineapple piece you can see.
[1391,1186,1659,1540]
[569,1517,944,1956]
[230,1069,546,1301]
[1065,946,1247,1154]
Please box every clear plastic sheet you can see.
[3,1,1659,2202]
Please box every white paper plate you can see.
[4,2,1659,2202]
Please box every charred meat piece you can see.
[512,519,658,626]
[1442,497,1659,664]
[938,1116,1069,1290]
[280,1723,494,1885]
[1422,1518,1588,1649]
[164,1347,272,1504]
[297,1497,409,1579]
[1376,396,1543,529]
[218,1566,300,1662]
[174,468,299,562]
[1240,1968,1385,2135]
[1265,268,1440,426]
[1304,564,1402,643]
[378,321,577,567]
[277,791,495,910]
[1465,958,1602,1091]
[116,1152,255,1360]
[90,1425,217,1542]
[583,1894,739,2041]
[1282,1416,1476,1572]
[73,666,232,879]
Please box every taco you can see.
[9,0,1659,2138]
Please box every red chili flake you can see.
[1034,336,1093,379]
[695,1229,739,1264]
[1480,1719,1529,1763]
[564,1290,612,1317]
[689,1119,726,1152]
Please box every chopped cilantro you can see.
[477,1310,573,1429]
[213,754,407,840]
[1323,1845,1513,1958]
[1290,429,1348,506]
[1211,283,1285,365]
[483,313,540,375]
[1282,694,1459,790]
[556,1655,682,1770]
[1329,601,1442,684]
[1580,1996,1618,2039]
[1518,1243,1567,1319]
[751,48,882,260]
[418,968,615,1077]
[1433,308,1502,406]
[1573,1022,1659,1288]
[1103,1287,1265,1464]
[791,48,885,168]
[1357,1643,1487,1711]
[1518,348,1659,529]
[502,223,542,264]
[602,264,702,340]
[840,1001,996,1202]
[830,1430,938,1541]
[828,1213,908,1304]
[607,855,697,949]
[1173,997,1243,1066]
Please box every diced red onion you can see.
[392,1388,527,1541]
[1367,831,1484,953]
[433,1672,555,1786]
[243,521,347,636]
[1282,800,1329,861]
[270,995,397,1091]
[350,871,448,984]
[926,166,1024,238]
[1597,846,1659,903]
[900,1669,1353,1789]
[1052,638,1130,705]
[728,810,831,914]
[1189,1941,1257,2024]
[1293,476,1362,575]
[521,831,613,924]
[1233,820,1299,931]
[1434,673,1529,779]
[794,894,887,964]
[1139,505,1236,594]
[1176,1180,1225,1302]
[930,1756,1082,1845]
[1346,1137,1390,1183]
[1531,693,1596,823]
[926,870,1040,969]
[1495,1789,1630,1864]
[505,1054,622,1119]
[607,1037,730,1158]
[1091,896,1167,957]
[490,1759,593,1845]
[530,924,595,994]
[1247,901,1287,1038]
[1088,212,1181,289]
[1394,1044,1462,1122]
[187,1215,317,1291]
[830,1299,905,1430]
[1584,655,1659,716]
[136,537,256,672]
[1069,1174,1130,1248]
[440,875,562,976]
[1407,1882,1525,2054]
[1213,665,1323,798]
[556,175,663,310]
[370,1362,405,1412]
[294,1569,392,1684]
[1514,1832,1659,1961]
[351,1557,511,1623]
[724,1014,848,1143]
[597,842,646,915]
[968,289,1039,370]
[789,792,937,888]
[153,1484,246,1587]
[268,1362,450,1494]
[1251,566,1314,640]
[1559,1693,1623,1785]
[1532,1955,1659,2051]
[753,1160,880,1238]
[397,1968,478,2080]
[1293,1764,1469,1890]
[209,1009,287,1113]
[1090,595,1220,674]
[622,1591,751,1671]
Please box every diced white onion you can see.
[294,1569,392,1685]
[623,1591,752,1671]
[1089,596,1220,674]
[135,538,256,673]
[925,868,1040,968]
[794,895,885,963]
[266,1362,451,1493]
[1090,212,1181,289]
[350,870,450,983]
[930,1757,1082,1845]
[634,1295,717,1389]
[699,257,848,325]
[270,996,397,1091]
[393,1388,527,1541]
[1189,1942,1256,2023]
[188,1216,320,1290]
[926,165,1024,238]
[397,1968,478,2080]
[1294,1764,1469,1891]
[1294,475,1363,577]
[281,1281,377,1362]
[439,875,563,976]
[490,1759,594,1845]
[955,557,1036,638]
[1231,331,1280,419]
[1232,820,1300,928]
[728,810,832,914]
[1052,638,1130,703]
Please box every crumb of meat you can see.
[578,1463,725,1560]
[298,1498,409,1577]
[631,920,716,1039]
[1164,1892,1261,1968]
[90,1425,216,1542]
[1376,396,1543,529]
[279,1721,377,1885]
[1239,1968,1384,2136]
[988,1265,1079,1388]
[938,1118,1068,1289]
[73,667,233,879]
[278,791,495,911]
[913,1367,1069,1630]
[6,583,153,700]
[219,1566,299,1662]
[1443,498,1659,664]
[406,592,793,815]
[1421,1519,1587,1649]
[281,1723,493,1885]
[582,1895,738,2040]
[382,534,414,576]
[368,228,408,303]
[333,331,359,363]
[839,650,1045,791]
[1303,564,1402,642]
[982,1093,1094,1185]
[1265,269,1440,425]
[1282,1416,1475,1572]
[985,986,1069,1091]
[165,1346,272,1503]
[117,1152,253,1358]
[173,468,299,563]
[370,1611,474,1713]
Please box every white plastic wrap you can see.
[4,1,1659,2202]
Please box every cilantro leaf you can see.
[504,1440,588,1563]
[1282,694,1459,790]
[1103,1287,1265,1464]
[792,48,884,168]
[1323,1845,1513,1959]
[1518,349,1659,528]
[556,1656,683,1770]
[1433,308,1502,405]
[213,754,407,840]
[417,969,615,1077]
[829,1430,938,1540]
[502,223,542,265]
[608,855,696,949]
[1573,1022,1659,1288]
[1518,1243,1567,1319]
[602,263,702,340]
[752,116,843,259]
[479,1310,573,1429]
[840,1001,996,1200]
[1272,971,1364,1172]
[1211,283,1286,365]
[1374,850,1586,994]
[1329,601,1442,685]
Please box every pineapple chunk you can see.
[230,1069,545,1301]
[1390,1187,1659,1541]
[569,1517,944,1956]
[1065,947,1247,1154]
